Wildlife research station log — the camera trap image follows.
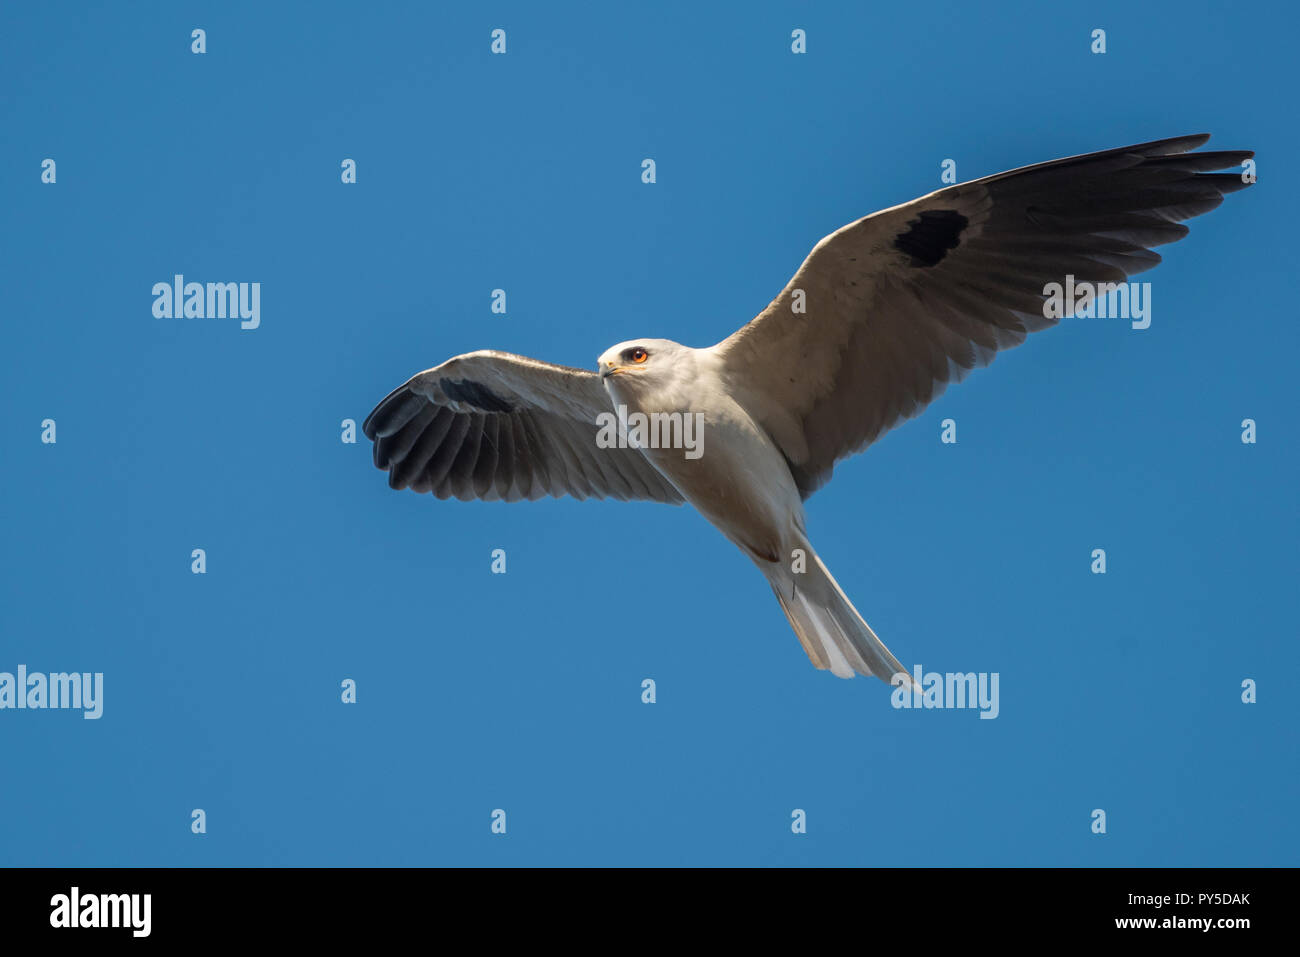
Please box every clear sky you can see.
[1,0,1295,866]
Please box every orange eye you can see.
[631,348,648,363]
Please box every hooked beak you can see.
[600,365,624,380]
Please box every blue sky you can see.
[1,0,1295,866]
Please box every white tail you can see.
[761,539,907,683]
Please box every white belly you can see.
[619,391,805,563]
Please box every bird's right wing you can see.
[363,350,684,504]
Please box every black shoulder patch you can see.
[439,378,513,413]
[893,209,967,267]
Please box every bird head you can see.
[597,339,692,393]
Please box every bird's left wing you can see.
[363,350,684,504]
[713,134,1253,498]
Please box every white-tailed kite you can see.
[363,134,1253,684]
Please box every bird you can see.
[362,133,1253,685]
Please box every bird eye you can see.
[631,347,648,363]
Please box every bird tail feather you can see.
[761,541,908,685]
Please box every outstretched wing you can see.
[715,133,1254,498]
[363,350,684,504]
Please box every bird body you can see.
[599,340,800,566]
[363,134,1253,685]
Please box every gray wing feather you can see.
[715,134,1254,498]
[363,350,684,505]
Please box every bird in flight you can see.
[363,134,1253,685]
